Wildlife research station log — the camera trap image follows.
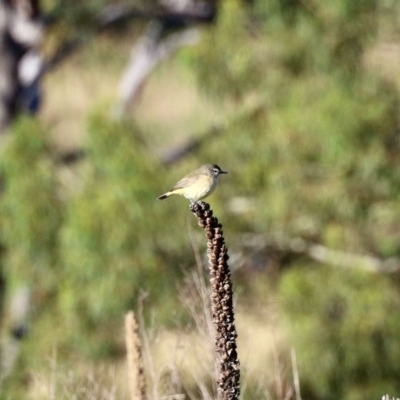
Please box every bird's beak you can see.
[220,170,228,174]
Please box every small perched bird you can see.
[157,163,227,203]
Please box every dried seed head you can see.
[190,200,241,400]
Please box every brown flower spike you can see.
[125,311,147,400]
[190,201,240,400]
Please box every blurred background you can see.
[1,0,400,399]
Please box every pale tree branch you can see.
[236,232,400,274]
[114,22,200,117]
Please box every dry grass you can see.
[29,357,121,400]
[25,268,293,400]
[41,35,220,156]
[42,36,126,152]
[365,42,400,88]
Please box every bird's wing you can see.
[173,174,199,190]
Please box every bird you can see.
[157,164,227,203]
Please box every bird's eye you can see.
[213,168,220,174]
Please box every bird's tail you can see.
[157,191,172,200]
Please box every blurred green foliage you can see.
[58,113,186,356]
[190,1,400,398]
[2,0,400,398]
[192,1,400,252]
[280,266,400,400]
[0,117,61,290]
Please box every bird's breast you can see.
[183,175,216,201]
